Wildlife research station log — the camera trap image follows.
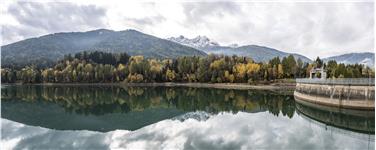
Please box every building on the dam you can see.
[309,67,327,79]
[294,78,375,110]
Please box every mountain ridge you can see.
[323,52,374,67]
[2,29,374,67]
[1,29,206,66]
[167,35,312,63]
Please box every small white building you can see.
[309,67,327,79]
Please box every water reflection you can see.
[1,85,374,149]
[2,111,374,150]
[1,85,294,131]
[295,98,374,134]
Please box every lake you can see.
[1,85,374,149]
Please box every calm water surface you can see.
[1,85,374,149]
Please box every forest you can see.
[1,51,374,83]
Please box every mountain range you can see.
[323,52,374,67]
[167,35,375,67]
[168,35,312,63]
[1,29,206,66]
[1,29,374,67]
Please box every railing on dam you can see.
[296,78,375,86]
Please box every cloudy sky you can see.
[0,0,374,59]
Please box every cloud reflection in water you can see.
[2,111,374,150]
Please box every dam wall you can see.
[294,78,375,110]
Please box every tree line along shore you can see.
[1,51,374,84]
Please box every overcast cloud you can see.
[0,0,374,59]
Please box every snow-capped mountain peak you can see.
[167,35,220,49]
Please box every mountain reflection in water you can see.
[1,85,294,131]
[1,85,374,150]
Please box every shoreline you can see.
[3,82,296,91]
[122,82,296,91]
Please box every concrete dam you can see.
[294,78,375,110]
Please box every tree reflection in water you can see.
[1,85,295,117]
[1,85,374,135]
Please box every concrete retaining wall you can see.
[294,82,375,110]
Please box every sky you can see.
[0,0,374,59]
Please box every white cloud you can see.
[1,1,373,59]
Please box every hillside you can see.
[167,36,311,63]
[203,45,311,63]
[323,52,375,67]
[1,29,206,66]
